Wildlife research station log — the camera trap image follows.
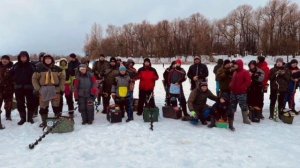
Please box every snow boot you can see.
[242,111,251,124]
[228,119,235,131]
[269,106,275,119]
[207,116,216,128]
[5,110,12,121]
[39,113,48,128]
[18,118,26,125]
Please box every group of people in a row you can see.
[0,52,299,131]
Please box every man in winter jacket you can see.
[230,59,252,126]
[0,55,14,120]
[74,64,98,125]
[187,56,208,90]
[216,60,233,96]
[102,57,120,113]
[58,58,68,114]
[65,53,80,116]
[163,61,176,106]
[136,58,159,115]
[32,54,65,127]
[269,58,290,120]
[285,59,299,113]
[167,59,190,117]
[247,60,265,122]
[188,82,218,125]
[10,51,36,125]
[126,59,138,118]
[92,54,110,104]
[213,59,223,96]
[111,66,132,122]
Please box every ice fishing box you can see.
[143,107,159,122]
[216,120,229,129]
[133,98,139,112]
[107,105,122,123]
[162,106,182,119]
[281,112,295,124]
[46,116,74,133]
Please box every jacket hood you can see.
[42,54,55,67]
[59,58,68,67]
[235,59,244,71]
[17,51,30,63]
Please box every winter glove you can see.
[191,111,197,118]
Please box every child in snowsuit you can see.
[247,60,265,122]
[111,66,132,122]
[74,64,98,125]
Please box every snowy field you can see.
[1,60,300,168]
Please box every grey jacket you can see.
[111,74,131,98]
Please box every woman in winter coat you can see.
[74,64,98,125]
[269,58,290,120]
[247,60,265,122]
[167,59,190,117]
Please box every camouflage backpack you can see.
[46,116,74,133]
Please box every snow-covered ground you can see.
[1,63,300,168]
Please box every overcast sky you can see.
[0,0,299,56]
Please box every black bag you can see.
[143,107,159,122]
[107,105,122,123]
[162,106,182,119]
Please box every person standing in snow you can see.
[102,57,120,113]
[213,59,223,96]
[92,54,110,107]
[188,82,219,125]
[32,54,65,127]
[163,61,176,106]
[65,53,80,116]
[74,64,98,125]
[216,60,233,98]
[167,59,190,117]
[247,60,265,122]
[136,58,159,116]
[256,56,270,119]
[58,58,68,113]
[187,56,208,90]
[284,59,299,114]
[111,66,133,122]
[0,55,14,121]
[269,58,290,119]
[125,59,138,120]
[10,51,36,125]
[230,59,252,126]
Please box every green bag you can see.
[46,116,74,133]
[143,107,159,122]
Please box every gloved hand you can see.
[191,111,197,118]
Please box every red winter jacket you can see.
[230,59,252,94]
[137,66,159,91]
[257,61,270,87]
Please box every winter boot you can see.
[242,111,251,124]
[269,106,275,119]
[207,116,216,128]
[18,118,26,125]
[228,119,235,131]
[5,110,12,121]
[39,114,48,128]
[252,108,261,123]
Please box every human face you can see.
[45,57,52,65]
[201,85,208,92]
[291,63,298,68]
[144,62,150,67]
[276,62,283,67]
[1,59,9,65]
[110,61,116,66]
[20,56,27,63]
[80,68,87,74]
[249,64,255,70]
[120,70,126,75]
[194,59,200,64]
